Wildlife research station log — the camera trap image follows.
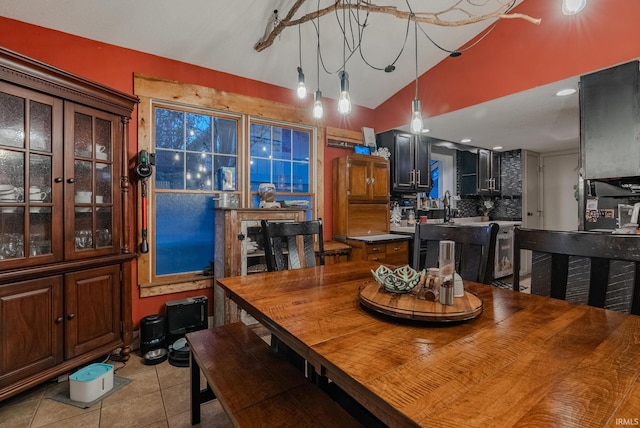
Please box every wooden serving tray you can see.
[358,280,483,322]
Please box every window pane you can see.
[273,160,291,192]
[155,108,184,150]
[292,162,309,192]
[186,152,213,190]
[292,130,309,161]
[249,157,270,191]
[155,150,183,189]
[215,117,237,155]
[250,123,270,157]
[30,100,52,152]
[155,193,214,275]
[271,127,291,160]
[186,113,212,152]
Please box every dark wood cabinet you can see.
[460,149,500,195]
[580,61,640,179]
[376,130,431,193]
[0,48,137,401]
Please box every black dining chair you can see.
[261,218,324,272]
[261,218,324,376]
[412,222,499,284]
[513,227,640,314]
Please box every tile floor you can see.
[0,355,233,428]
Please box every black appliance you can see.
[140,314,167,365]
[165,296,208,367]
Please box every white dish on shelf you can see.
[1,207,17,213]
[76,207,92,213]
[96,163,108,170]
[30,207,49,213]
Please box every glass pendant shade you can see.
[296,67,307,99]
[562,0,586,15]
[313,90,323,119]
[337,71,352,115]
[410,99,423,134]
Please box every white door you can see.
[520,150,540,276]
[541,150,579,231]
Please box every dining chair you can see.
[513,227,640,314]
[412,222,499,284]
[261,218,324,271]
[261,218,324,377]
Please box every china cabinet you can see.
[213,208,305,326]
[0,48,137,400]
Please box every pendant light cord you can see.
[414,15,418,99]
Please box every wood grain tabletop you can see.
[216,261,640,428]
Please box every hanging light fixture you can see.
[337,2,352,115]
[296,25,307,99]
[410,17,423,134]
[312,1,323,119]
[562,0,586,15]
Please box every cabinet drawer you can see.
[385,241,409,265]
[366,244,386,254]
[366,253,386,262]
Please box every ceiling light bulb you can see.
[410,99,423,134]
[461,138,472,143]
[313,90,323,119]
[296,67,307,99]
[337,71,352,115]
[562,0,586,15]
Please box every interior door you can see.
[542,151,579,231]
[521,150,540,275]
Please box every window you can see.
[153,104,239,277]
[134,74,322,296]
[248,121,313,212]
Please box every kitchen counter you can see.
[390,219,521,235]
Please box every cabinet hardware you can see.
[409,169,416,185]
[67,178,75,183]
[54,177,63,183]
[67,313,76,320]
[55,317,63,324]
[416,169,421,184]
[238,233,245,241]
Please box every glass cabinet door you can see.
[64,103,120,260]
[0,83,63,268]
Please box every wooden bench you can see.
[186,322,362,427]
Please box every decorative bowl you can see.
[371,264,421,294]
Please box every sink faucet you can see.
[443,191,452,223]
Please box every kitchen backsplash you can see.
[455,149,522,220]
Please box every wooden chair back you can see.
[513,227,640,314]
[261,219,324,272]
[412,223,498,284]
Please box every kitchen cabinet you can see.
[0,48,137,401]
[581,61,640,180]
[376,130,431,193]
[459,149,500,195]
[332,154,390,239]
[346,238,409,265]
[213,208,305,326]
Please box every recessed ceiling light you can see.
[460,138,472,143]
[556,88,576,96]
[492,146,503,150]
[421,128,430,133]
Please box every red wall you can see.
[0,17,374,325]
[375,0,640,131]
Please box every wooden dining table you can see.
[215,260,640,427]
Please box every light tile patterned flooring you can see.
[0,355,233,428]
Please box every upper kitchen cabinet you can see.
[459,149,500,195]
[581,61,640,180]
[376,130,430,193]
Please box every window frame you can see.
[134,74,323,297]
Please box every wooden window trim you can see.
[134,74,324,297]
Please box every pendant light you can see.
[296,25,307,99]
[337,2,352,115]
[410,17,423,134]
[562,0,586,15]
[312,1,323,119]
